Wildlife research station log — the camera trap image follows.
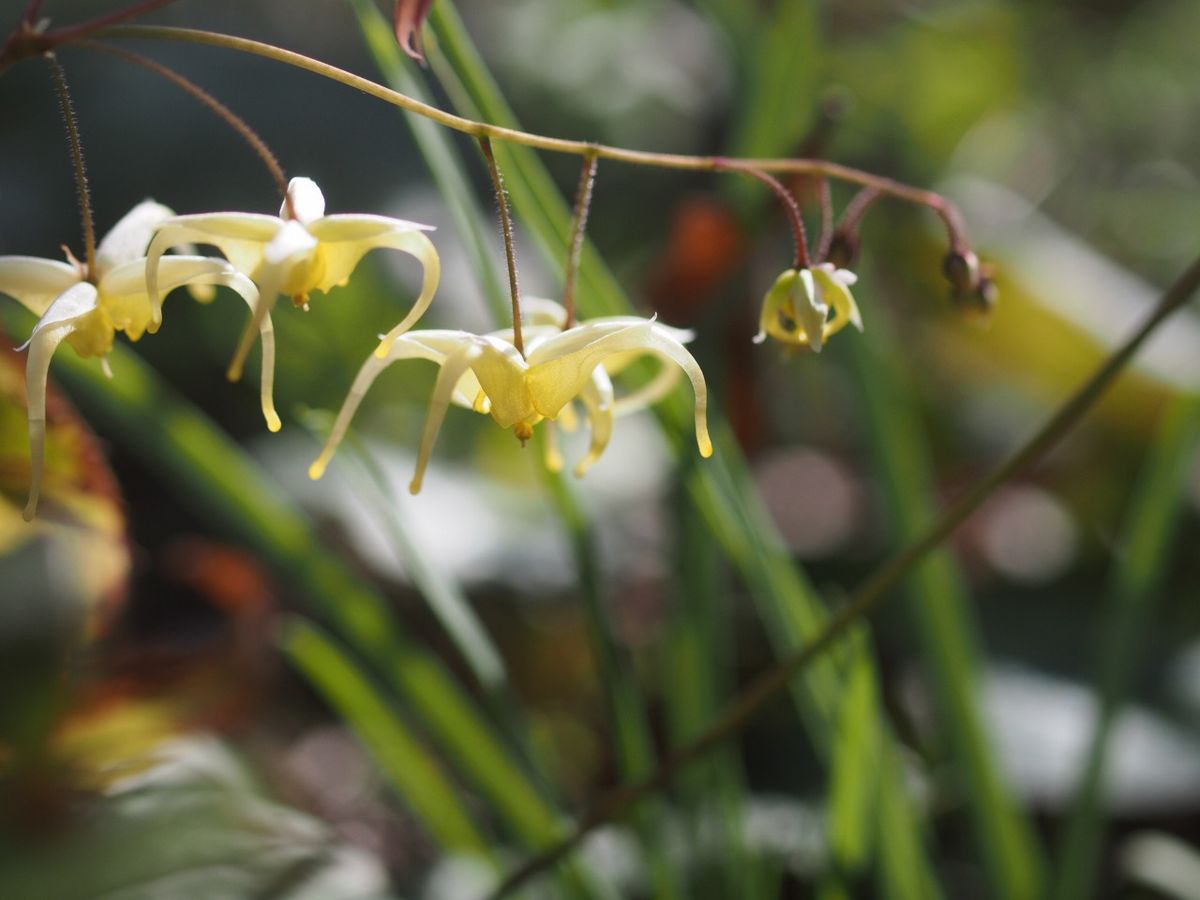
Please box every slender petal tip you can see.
[308,459,327,481]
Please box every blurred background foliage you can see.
[1,0,1199,898]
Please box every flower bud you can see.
[942,249,980,293]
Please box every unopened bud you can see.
[942,249,980,293]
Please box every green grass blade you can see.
[423,7,942,894]
[1052,392,1200,900]
[20,325,567,853]
[541,466,683,900]
[844,284,1045,900]
[280,615,491,855]
[663,477,754,898]
[352,0,509,322]
[826,630,880,875]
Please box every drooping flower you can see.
[754,263,863,351]
[0,200,270,520]
[394,0,436,61]
[146,176,441,383]
[308,299,712,493]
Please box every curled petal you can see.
[813,264,863,337]
[542,421,565,473]
[21,282,101,520]
[611,356,682,417]
[226,223,317,385]
[147,215,284,316]
[527,321,712,457]
[755,268,829,350]
[308,330,463,481]
[410,344,482,493]
[0,257,82,317]
[95,200,174,278]
[574,368,615,476]
[394,0,436,61]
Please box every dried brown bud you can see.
[395,0,436,62]
[942,249,980,293]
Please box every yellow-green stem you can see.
[92,25,967,246]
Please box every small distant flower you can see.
[0,200,267,520]
[146,176,441,383]
[308,299,712,493]
[395,0,436,61]
[754,263,863,351]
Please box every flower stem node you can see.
[754,264,863,351]
[0,200,268,520]
[308,299,712,493]
[145,176,441,382]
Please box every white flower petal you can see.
[0,257,82,317]
[20,282,99,520]
[147,215,283,303]
[95,200,174,277]
[574,368,615,476]
[308,331,468,481]
[282,177,326,224]
[29,281,101,340]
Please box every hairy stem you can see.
[715,159,809,268]
[486,253,1200,898]
[480,137,523,357]
[46,54,95,277]
[81,41,290,205]
[815,176,833,263]
[562,151,598,329]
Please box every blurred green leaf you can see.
[0,311,569,855]
[280,616,491,856]
[826,633,879,874]
[1053,391,1200,900]
[844,281,1045,900]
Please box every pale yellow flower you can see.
[308,299,712,493]
[754,263,863,350]
[146,176,441,384]
[0,200,268,520]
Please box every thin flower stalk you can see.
[45,54,96,276]
[479,136,524,357]
[562,152,598,329]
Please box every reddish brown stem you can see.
[715,158,809,269]
[562,151,598,329]
[81,41,290,210]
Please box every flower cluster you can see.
[1,176,737,518]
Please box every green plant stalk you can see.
[1053,391,1200,900]
[663,475,752,899]
[421,7,941,897]
[353,0,509,319]
[279,616,491,855]
[844,284,1045,900]
[541,464,683,900]
[17,322,567,853]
